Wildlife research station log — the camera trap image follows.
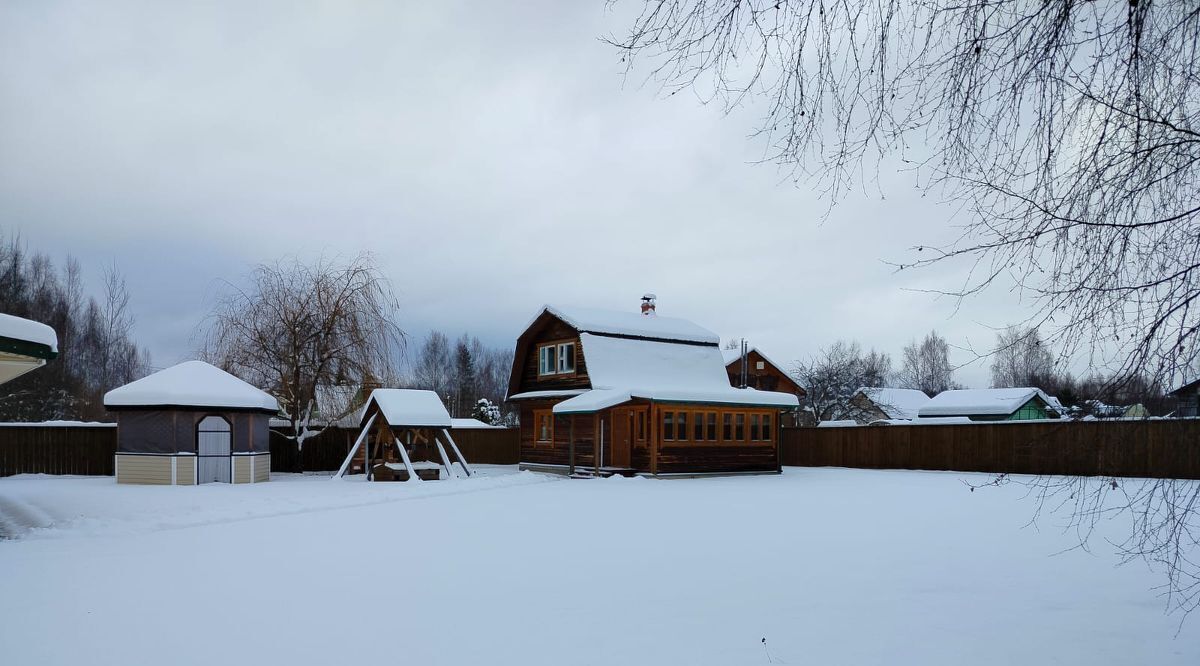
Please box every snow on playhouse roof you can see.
[529,305,719,344]
[552,334,799,414]
[857,387,931,420]
[104,361,280,412]
[0,312,58,353]
[918,388,1056,418]
[362,389,452,428]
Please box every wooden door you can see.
[610,409,632,468]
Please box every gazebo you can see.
[0,313,58,385]
[335,389,474,481]
[104,361,280,485]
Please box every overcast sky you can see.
[0,1,1039,388]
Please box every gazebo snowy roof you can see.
[361,389,453,428]
[0,313,59,384]
[103,360,280,412]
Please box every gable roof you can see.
[528,305,719,344]
[856,387,931,420]
[104,361,280,412]
[918,388,1056,418]
[363,389,452,428]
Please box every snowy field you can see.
[1,467,1196,665]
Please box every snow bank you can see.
[0,468,1193,665]
[0,312,57,352]
[103,361,279,411]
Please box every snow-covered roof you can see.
[857,387,931,420]
[450,418,501,429]
[104,361,280,412]
[530,305,719,344]
[817,420,861,428]
[0,312,58,353]
[552,334,799,414]
[918,388,1056,418]
[868,417,975,426]
[507,389,588,401]
[364,389,452,428]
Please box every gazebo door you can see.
[197,416,232,483]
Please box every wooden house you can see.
[104,361,278,485]
[847,387,931,423]
[722,346,806,425]
[1170,379,1200,418]
[918,388,1061,421]
[506,299,800,476]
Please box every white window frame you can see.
[538,345,556,375]
[556,342,575,374]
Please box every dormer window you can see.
[537,341,576,376]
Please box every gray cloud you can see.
[1,1,1039,388]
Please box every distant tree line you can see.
[0,236,150,421]
[794,327,1169,422]
[407,330,514,425]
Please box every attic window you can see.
[537,341,576,376]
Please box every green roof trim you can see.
[0,335,58,361]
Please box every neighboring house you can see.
[1170,379,1199,417]
[918,388,1061,421]
[722,346,807,426]
[506,298,799,476]
[0,313,58,385]
[847,387,930,423]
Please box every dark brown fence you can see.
[269,426,521,472]
[0,425,117,477]
[781,419,1200,480]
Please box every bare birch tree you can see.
[200,254,402,470]
[899,330,957,395]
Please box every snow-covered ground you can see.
[0,467,1195,665]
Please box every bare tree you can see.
[899,330,957,395]
[990,326,1055,389]
[608,0,1199,387]
[411,330,452,401]
[200,254,402,470]
[793,340,892,421]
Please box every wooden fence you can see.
[780,419,1200,480]
[0,425,519,477]
[269,426,521,472]
[0,425,117,477]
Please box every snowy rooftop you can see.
[532,304,719,344]
[364,389,452,428]
[858,387,931,420]
[0,312,58,353]
[450,418,502,429]
[103,361,280,412]
[553,334,799,414]
[918,388,1056,417]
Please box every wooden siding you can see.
[253,454,270,482]
[725,350,804,396]
[176,456,196,485]
[115,454,173,485]
[518,402,597,468]
[509,313,590,395]
[233,455,252,484]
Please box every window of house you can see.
[538,345,556,376]
[762,414,773,441]
[693,412,705,441]
[676,412,688,442]
[556,342,575,374]
[534,410,553,444]
[637,411,645,441]
[750,414,761,441]
[722,413,732,441]
[735,413,745,441]
[663,411,675,441]
[706,412,718,441]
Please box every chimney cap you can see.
[642,293,657,301]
